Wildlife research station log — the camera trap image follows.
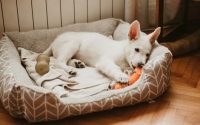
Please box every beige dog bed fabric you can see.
[0,18,172,122]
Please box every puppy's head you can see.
[125,20,161,68]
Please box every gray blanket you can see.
[19,48,112,98]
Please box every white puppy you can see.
[44,20,160,83]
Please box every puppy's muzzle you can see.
[137,62,144,67]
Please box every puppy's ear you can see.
[149,27,161,45]
[128,20,140,40]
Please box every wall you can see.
[0,0,126,38]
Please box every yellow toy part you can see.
[35,54,50,75]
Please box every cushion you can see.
[0,18,172,122]
[113,21,130,41]
[6,18,120,53]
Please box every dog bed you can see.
[0,18,172,122]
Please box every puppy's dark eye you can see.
[135,48,140,52]
[146,53,150,57]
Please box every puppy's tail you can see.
[43,45,52,56]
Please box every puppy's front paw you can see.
[116,73,129,83]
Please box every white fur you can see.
[44,21,160,83]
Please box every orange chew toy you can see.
[128,67,142,85]
[113,67,142,89]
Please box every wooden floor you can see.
[0,50,200,125]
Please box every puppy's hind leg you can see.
[56,61,77,75]
[55,41,80,75]
[96,58,129,83]
[68,59,86,68]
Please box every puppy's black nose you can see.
[137,62,144,67]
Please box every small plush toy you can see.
[113,67,142,89]
[35,54,50,75]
